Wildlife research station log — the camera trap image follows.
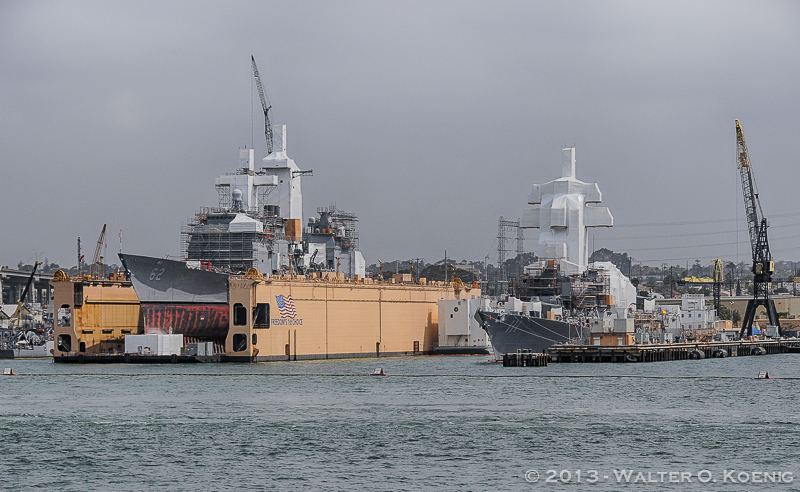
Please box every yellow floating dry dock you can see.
[50,269,479,362]
[226,274,479,362]
[51,270,143,356]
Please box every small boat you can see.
[370,367,386,376]
[2,368,15,376]
[756,370,771,380]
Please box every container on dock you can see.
[613,318,634,333]
[124,334,183,356]
[590,318,612,333]
[186,341,215,356]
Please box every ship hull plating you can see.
[120,253,229,337]
[140,303,229,338]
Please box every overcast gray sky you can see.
[2,1,799,270]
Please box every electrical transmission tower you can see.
[497,216,522,293]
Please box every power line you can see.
[621,233,800,253]
[598,221,800,241]
[633,245,800,264]
[613,211,800,228]
[600,228,739,241]
[484,238,497,263]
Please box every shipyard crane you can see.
[711,259,723,317]
[251,55,274,155]
[736,119,780,337]
[90,224,107,279]
[10,261,41,329]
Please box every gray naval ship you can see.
[475,309,585,356]
[119,126,366,340]
[475,259,609,357]
[476,147,636,357]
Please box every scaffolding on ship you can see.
[317,203,360,251]
[180,206,287,273]
[510,260,612,316]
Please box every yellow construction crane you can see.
[251,55,274,155]
[10,261,41,329]
[90,224,107,279]
[735,120,779,337]
[711,258,724,316]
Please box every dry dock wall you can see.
[226,278,478,361]
[51,276,143,356]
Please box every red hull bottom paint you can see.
[141,303,229,338]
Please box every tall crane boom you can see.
[736,119,763,256]
[735,120,779,337]
[251,55,274,155]
[11,261,41,324]
[90,224,107,278]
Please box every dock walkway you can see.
[548,339,800,363]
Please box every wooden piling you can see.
[503,350,549,367]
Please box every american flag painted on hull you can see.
[275,295,297,318]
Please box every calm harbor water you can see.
[2,354,799,491]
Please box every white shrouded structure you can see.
[213,125,303,220]
[519,147,637,317]
[521,148,613,275]
[185,124,365,278]
[229,213,264,233]
[261,125,303,221]
[592,261,637,319]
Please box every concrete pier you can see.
[548,339,800,363]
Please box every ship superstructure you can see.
[305,204,365,278]
[123,123,366,339]
[478,147,637,356]
[180,125,364,278]
[521,147,613,274]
